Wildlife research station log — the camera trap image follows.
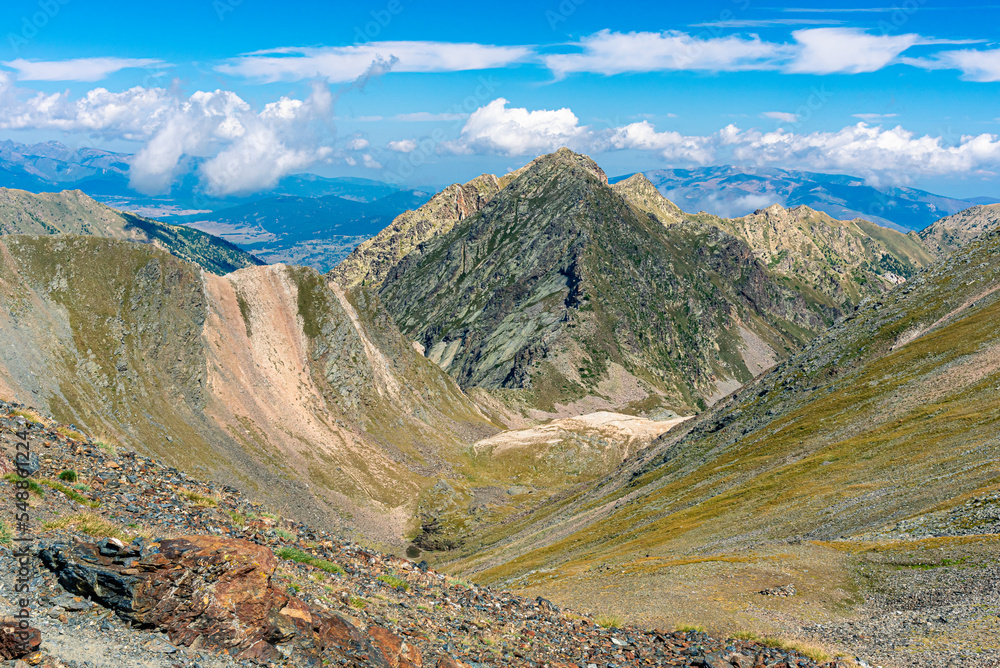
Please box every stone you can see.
[0,621,41,659]
[39,535,391,666]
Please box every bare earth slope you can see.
[0,235,498,542]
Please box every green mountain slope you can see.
[0,187,261,275]
[377,149,849,416]
[0,235,498,541]
[447,223,1000,646]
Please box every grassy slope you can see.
[450,226,1000,591]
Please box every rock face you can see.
[39,536,416,666]
[332,174,502,289]
[698,201,934,307]
[918,203,1000,258]
[0,187,261,275]
[377,148,837,414]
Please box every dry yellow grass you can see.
[42,512,150,541]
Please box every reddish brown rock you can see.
[369,625,422,668]
[436,658,471,668]
[0,621,41,659]
[39,535,393,666]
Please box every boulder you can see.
[0,621,41,660]
[39,535,414,666]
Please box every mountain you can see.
[444,215,1000,668]
[632,165,981,232]
[332,174,502,289]
[0,187,261,275]
[0,402,849,668]
[0,235,500,539]
[178,189,432,272]
[371,149,858,416]
[918,203,1000,258]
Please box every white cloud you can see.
[761,111,800,123]
[443,98,588,156]
[346,137,370,150]
[387,139,418,153]
[541,28,985,79]
[218,42,531,82]
[362,153,382,169]
[786,28,919,74]
[544,30,787,77]
[607,121,714,163]
[448,98,1000,184]
[853,113,898,121]
[0,74,338,195]
[908,48,1000,82]
[2,57,167,82]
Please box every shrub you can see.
[58,470,78,482]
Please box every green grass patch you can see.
[275,546,345,575]
[42,512,147,541]
[56,426,87,441]
[4,474,44,497]
[58,470,78,482]
[596,615,623,629]
[41,479,100,508]
[0,521,12,546]
[377,573,409,591]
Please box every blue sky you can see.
[1,0,998,197]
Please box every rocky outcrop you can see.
[0,187,261,275]
[39,535,414,666]
[0,621,41,660]
[919,203,1000,258]
[612,173,685,225]
[377,148,835,415]
[332,174,502,289]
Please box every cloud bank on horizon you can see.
[1,5,998,197]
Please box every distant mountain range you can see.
[623,166,998,232]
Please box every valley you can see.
[0,148,998,667]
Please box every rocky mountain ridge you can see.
[0,187,261,275]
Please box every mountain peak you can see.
[612,173,685,225]
[520,148,608,185]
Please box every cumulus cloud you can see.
[448,98,1000,184]
[387,139,418,153]
[544,30,787,77]
[2,57,167,82]
[761,111,800,123]
[442,98,589,156]
[346,137,370,150]
[0,74,338,195]
[218,42,530,83]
